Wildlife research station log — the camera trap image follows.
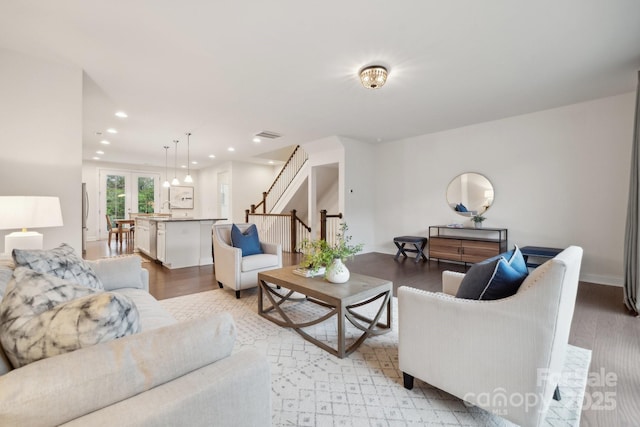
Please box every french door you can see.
[98,169,160,239]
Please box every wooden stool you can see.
[393,236,428,263]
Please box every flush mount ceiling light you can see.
[359,65,388,89]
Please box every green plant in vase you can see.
[471,214,486,228]
[298,223,363,280]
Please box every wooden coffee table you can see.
[257,266,392,358]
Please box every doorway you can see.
[98,169,160,239]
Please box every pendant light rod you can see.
[162,145,170,188]
[184,132,193,183]
[171,140,180,186]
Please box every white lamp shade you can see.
[0,196,63,230]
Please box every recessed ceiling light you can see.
[181,165,186,169]
[208,154,216,159]
[106,128,118,134]
[96,150,104,155]
[268,160,274,164]
[227,147,235,152]
[253,137,261,143]
[192,161,198,165]
[100,140,110,145]
[115,111,128,118]
[92,157,100,160]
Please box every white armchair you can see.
[398,246,583,427]
[212,223,282,299]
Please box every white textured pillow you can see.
[0,267,140,368]
[12,243,103,290]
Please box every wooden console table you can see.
[428,225,508,265]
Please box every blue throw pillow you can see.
[230,224,263,256]
[457,203,469,213]
[506,245,528,276]
[456,256,527,300]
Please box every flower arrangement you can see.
[298,223,363,272]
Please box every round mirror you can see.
[446,173,494,216]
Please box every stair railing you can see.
[246,209,311,252]
[251,145,308,214]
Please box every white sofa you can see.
[212,223,282,298]
[0,256,271,427]
[398,246,583,427]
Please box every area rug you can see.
[160,289,591,426]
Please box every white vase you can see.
[325,258,350,283]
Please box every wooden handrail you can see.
[320,210,343,240]
[250,145,308,214]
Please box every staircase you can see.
[247,146,342,252]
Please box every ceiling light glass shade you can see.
[184,174,193,183]
[359,66,388,89]
[162,180,170,188]
[171,177,180,186]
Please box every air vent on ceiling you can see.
[255,131,282,139]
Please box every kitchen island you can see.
[135,217,226,269]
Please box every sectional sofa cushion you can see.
[12,243,103,290]
[0,267,139,368]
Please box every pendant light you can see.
[162,146,170,188]
[171,140,180,186]
[184,132,193,183]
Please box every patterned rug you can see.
[160,289,591,427]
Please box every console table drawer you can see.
[461,241,501,263]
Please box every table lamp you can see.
[0,196,64,254]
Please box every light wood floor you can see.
[85,240,639,426]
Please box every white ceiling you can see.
[1,1,639,169]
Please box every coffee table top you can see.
[258,266,392,305]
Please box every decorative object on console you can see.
[359,65,388,89]
[184,132,193,183]
[171,139,180,186]
[471,213,486,228]
[298,223,363,283]
[0,196,64,254]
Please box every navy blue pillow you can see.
[230,224,263,256]
[457,203,469,213]
[456,257,527,300]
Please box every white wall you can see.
[198,161,279,224]
[374,93,634,286]
[230,162,279,222]
[0,49,83,254]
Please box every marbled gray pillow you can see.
[0,267,140,368]
[12,243,103,290]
